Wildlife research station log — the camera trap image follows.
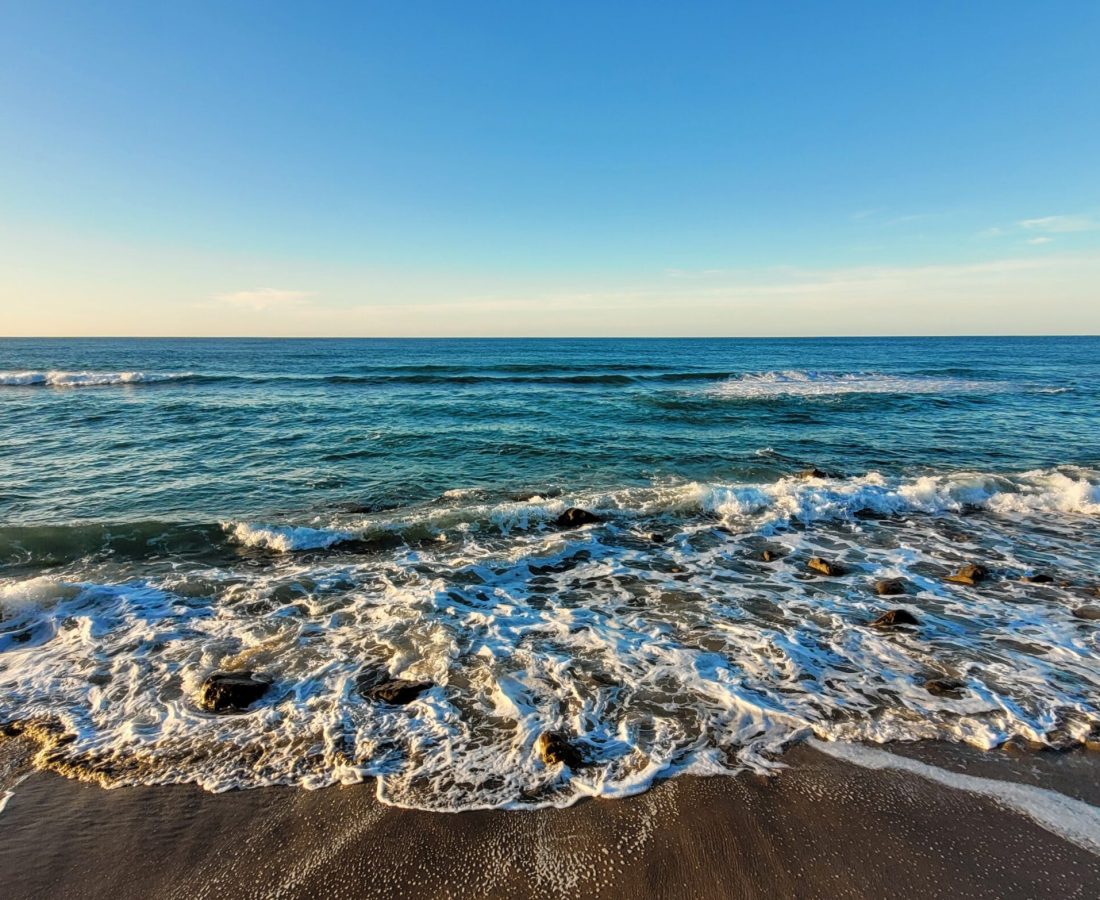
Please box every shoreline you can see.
[2,739,1098,899]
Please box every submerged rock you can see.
[1072,605,1100,621]
[760,548,778,562]
[945,563,989,586]
[808,556,845,576]
[874,578,907,596]
[796,467,830,480]
[870,609,919,628]
[553,507,602,528]
[1021,573,1054,584]
[536,731,584,768]
[924,677,965,698]
[198,671,271,713]
[359,676,433,705]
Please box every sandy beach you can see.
[2,736,1098,899]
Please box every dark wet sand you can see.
[2,740,1099,900]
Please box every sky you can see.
[1,1,1098,337]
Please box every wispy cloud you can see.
[1026,236,1053,245]
[215,288,315,311]
[1018,214,1094,234]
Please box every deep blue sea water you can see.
[1,337,1099,809]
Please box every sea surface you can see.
[1,336,1099,810]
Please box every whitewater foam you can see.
[708,370,1011,398]
[0,370,191,387]
[2,465,1099,811]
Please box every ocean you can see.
[1,336,1099,810]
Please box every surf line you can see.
[810,739,1100,855]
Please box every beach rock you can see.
[808,556,845,576]
[1021,573,1054,584]
[554,507,602,528]
[874,578,907,596]
[870,609,919,628]
[536,731,584,768]
[360,677,433,704]
[945,564,988,586]
[198,671,271,713]
[924,677,965,698]
[1072,605,1100,621]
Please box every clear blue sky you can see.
[2,1,1098,335]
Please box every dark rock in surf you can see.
[536,731,584,768]
[554,507,602,528]
[874,578,907,596]
[945,564,988,586]
[870,609,919,628]
[808,556,845,576]
[760,548,778,562]
[796,467,830,480]
[1021,573,1054,584]
[359,677,433,705]
[646,532,666,544]
[198,671,271,713]
[1072,605,1100,621]
[924,677,965,698]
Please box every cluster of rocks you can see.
[198,669,436,714]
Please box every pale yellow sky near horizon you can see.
[2,224,1099,337]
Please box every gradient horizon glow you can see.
[2,1,1098,337]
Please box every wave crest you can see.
[708,370,1011,398]
[0,370,192,387]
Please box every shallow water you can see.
[1,337,1098,809]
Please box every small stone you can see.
[870,609,919,628]
[874,578,907,596]
[924,677,965,698]
[553,507,602,528]
[535,731,584,768]
[808,556,845,576]
[1021,573,1054,584]
[1072,605,1100,621]
[360,678,432,704]
[198,672,271,713]
[945,564,989,586]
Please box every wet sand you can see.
[1,738,1099,899]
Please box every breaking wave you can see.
[0,371,194,388]
[2,466,1100,812]
[708,370,1014,398]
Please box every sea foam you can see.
[708,370,1010,398]
[0,370,192,387]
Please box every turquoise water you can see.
[1,337,1099,809]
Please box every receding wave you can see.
[3,465,1099,811]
